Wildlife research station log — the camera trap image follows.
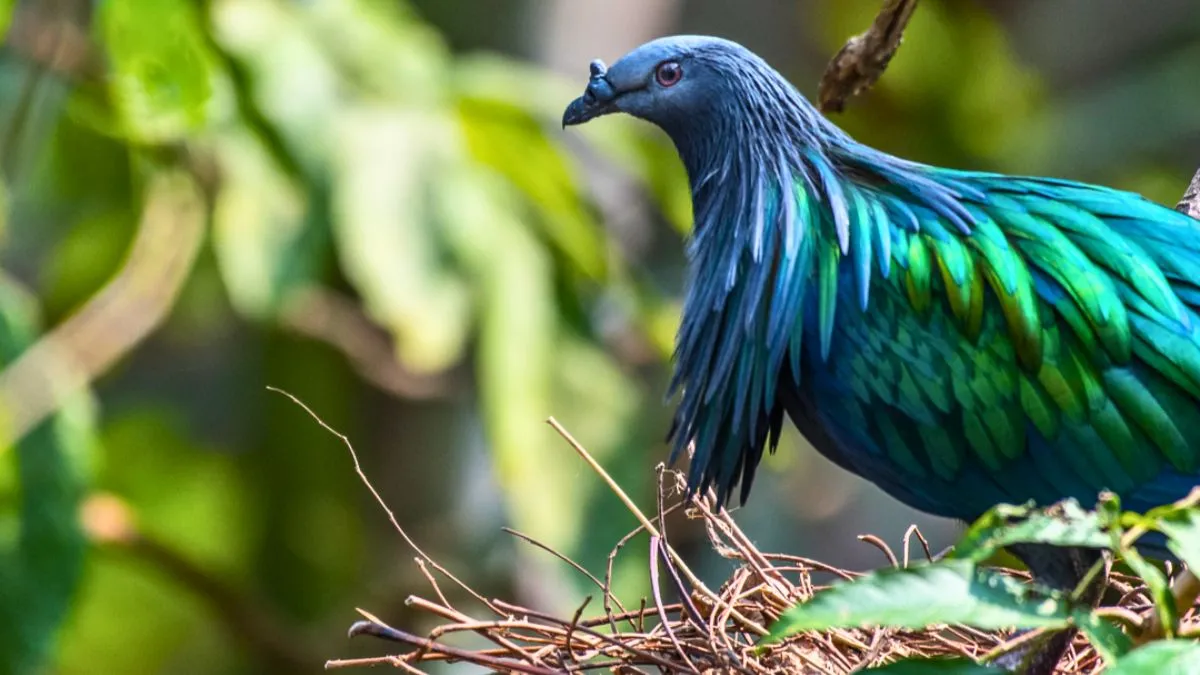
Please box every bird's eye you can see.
[655,61,683,87]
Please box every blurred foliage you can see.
[767,494,1200,671]
[0,0,1194,673]
[0,280,93,675]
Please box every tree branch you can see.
[278,287,463,400]
[0,171,206,450]
[82,494,316,671]
[817,0,919,113]
[1177,169,1200,219]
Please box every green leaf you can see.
[0,178,7,239]
[1100,494,1179,639]
[101,0,213,142]
[764,559,1075,644]
[208,0,341,174]
[950,500,1110,563]
[331,106,471,372]
[1075,612,1133,663]
[0,278,94,674]
[862,657,1004,674]
[1104,641,1200,675]
[458,95,608,280]
[564,114,692,234]
[211,128,322,318]
[0,0,13,42]
[432,162,569,543]
[1154,507,1200,571]
[300,0,449,102]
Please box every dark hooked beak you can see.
[562,59,619,128]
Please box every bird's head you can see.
[563,36,836,185]
[562,36,763,137]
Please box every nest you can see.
[305,408,1165,674]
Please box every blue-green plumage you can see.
[562,36,1200,541]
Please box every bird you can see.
[563,35,1200,673]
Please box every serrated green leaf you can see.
[1155,508,1200,571]
[764,560,1075,644]
[951,500,1110,563]
[331,106,471,372]
[101,0,213,142]
[862,657,1005,674]
[212,128,321,318]
[1104,640,1200,675]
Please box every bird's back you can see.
[785,170,1200,525]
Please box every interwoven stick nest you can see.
[299,405,1183,675]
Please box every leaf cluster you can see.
[766,491,1200,673]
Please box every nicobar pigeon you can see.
[563,36,1200,673]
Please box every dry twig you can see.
[817,0,919,113]
[1177,169,1200,219]
[304,404,1185,674]
[267,389,1190,674]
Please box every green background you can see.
[0,1,1196,672]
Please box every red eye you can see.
[655,61,683,87]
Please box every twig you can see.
[1176,168,1200,218]
[492,599,691,672]
[0,171,205,450]
[278,287,460,400]
[501,526,625,615]
[1137,568,1200,644]
[268,387,498,612]
[857,534,900,569]
[817,0,920,113]
[902,525,933,566]
[344,620,561,675]
[547,417,770,637]
[563,596,592,669]
[649,535,702,674]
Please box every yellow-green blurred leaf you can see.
[573,119,692,234]
[459,96,608,279]
[40,210,136,317]
[301,0,449,102]
[101,0,213,142]
[98,409,251,577]
[331,106,471,372]
[210,0,340,173]
[0,0,12,42]
[212,128,317,318]
[433,164,568,543]
[453,53,581,125]
[0,276,94,674]
[56,552,222,675]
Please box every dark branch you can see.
[1177,169,1200,219]
[817,0,919,113]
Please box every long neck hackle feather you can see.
[662,42,985,503]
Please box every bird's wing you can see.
[830,170,1200,515]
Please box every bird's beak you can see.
[562,59,619,129]
[562,94,616,128]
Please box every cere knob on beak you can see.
[562,58,618,128]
